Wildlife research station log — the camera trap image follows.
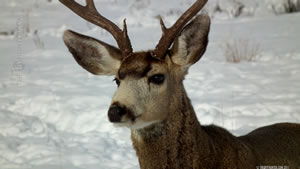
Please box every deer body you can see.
[59,0,300,168]
[130,86,300,168]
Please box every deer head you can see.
[60,0,210,129]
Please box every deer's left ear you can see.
[170,14,210,70]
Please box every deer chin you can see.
[113,118,160,130]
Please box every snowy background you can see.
[0,0,300,168]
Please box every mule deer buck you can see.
[60,0,300,168]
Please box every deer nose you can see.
[108,105,126,123]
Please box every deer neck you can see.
[130,86,217,169]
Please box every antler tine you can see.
[159,16,167,34]
[85,0,95,8]
[152,0,207,59]
[59,0,133,57]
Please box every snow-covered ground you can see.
[0,0,300,168]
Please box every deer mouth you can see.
[119,114,142,124]
[114,114,162,130]
[113,114,161,130]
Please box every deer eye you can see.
[148,74,165,85]
[113,78,120,87]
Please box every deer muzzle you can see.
[108,104,127,123]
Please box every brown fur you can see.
[118,52,162,80]
[131,84,300,169]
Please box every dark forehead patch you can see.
[118,52,161,79]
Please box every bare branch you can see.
[59,0,132,57]
[85,0,96,9]
[152,0,208,59]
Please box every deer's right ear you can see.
[63,30,122,76]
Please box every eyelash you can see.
[113,78,120,87]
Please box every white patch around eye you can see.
[112,80,145,116]
[111,79,163,130]
[112,81,136,107]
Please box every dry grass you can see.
[271,0,300,14]
[224,39,260,63]
[33,30,44,49]
[282,0,300,13]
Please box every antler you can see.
[59,0,133,58]
[151,0,208,59]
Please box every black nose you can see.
[108,105,126,122]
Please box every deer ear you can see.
[63,30,122,76]
[170,14,210,70]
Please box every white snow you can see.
[0,0,300,169]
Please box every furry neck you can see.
[130,88,216,169]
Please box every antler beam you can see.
[59,0,133,57]
[152,0,208,59]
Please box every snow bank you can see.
[0,0,300,169]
